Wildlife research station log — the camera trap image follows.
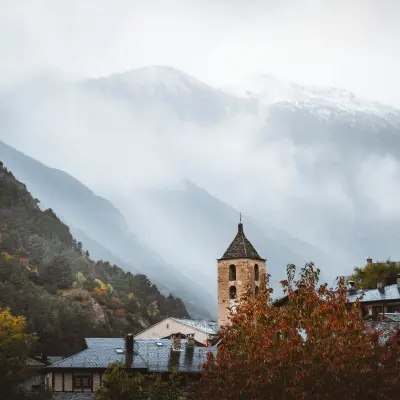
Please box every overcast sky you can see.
[1,0,400,106]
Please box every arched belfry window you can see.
[254,264,259,281]
[229,286,237,300]
[229,264,236,281]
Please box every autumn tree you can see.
[0,308,36,397]
[194,263,400,400]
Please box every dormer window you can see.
[254,264,259,281]
[229,264,236,281]
[229,286,237,299]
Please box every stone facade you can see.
[218,222,266,327]
[218,258,266,327]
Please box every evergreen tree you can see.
[45,254,73,289]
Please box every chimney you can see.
[124,334,134,367]
[348,280,356,292]
[377,282,384,290]
[171,334,181,351]
[367,257,373,265]
[187,333,195,347]
[397,274,400,287]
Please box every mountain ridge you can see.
[0,140,214,319]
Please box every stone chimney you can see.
[397,274,400,287]
[171,334,181,351]
[124,333,134,367]
[367,257,373,265]
[377,281,384,290]
[186,333,195,347]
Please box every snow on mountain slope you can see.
[84,66,257,125]
[226,74,400,119]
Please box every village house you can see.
[134,317,219,346]
[45,334,217,394]
[346,258,400,320]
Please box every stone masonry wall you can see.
[218,258,266,327]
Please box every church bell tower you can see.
[217,218,266,328]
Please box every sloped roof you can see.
[382,313,400,322]
[220,223,263,260]
[347,284,400,303]
[48,338,217,373]
[26,357,46,367]
[172,318,219,335]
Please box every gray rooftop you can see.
[220,223,263,260]
[347,284,400,303]
[172,318,219,335]
[382,313,400,322]
[365,321,400,346]
[48,338,217,373]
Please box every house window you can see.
[167,324,169,329]
[229,286,237,299]
[73,373,91,389]
[255,286,259,296]
[254,264,259,281]
[229,265,236,281]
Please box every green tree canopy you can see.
[350,260,400,289]
[96,362,183,400]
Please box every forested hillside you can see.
[0,161,189,357]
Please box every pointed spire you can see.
[220,219,263,260]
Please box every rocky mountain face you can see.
[1,66,400,315]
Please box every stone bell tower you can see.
[217,217,266,328]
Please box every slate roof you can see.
[26,357,46,367]
[220,223,263,260]
[382,313,400,322]
[47,356,64,365]
[48,338,217,373]
[172,318,219,335]
[347,284,400,303]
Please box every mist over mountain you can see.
[1,65,400,310]
[0,140,214,319]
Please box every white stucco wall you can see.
[134,318,209,344]
[47,371,99,392]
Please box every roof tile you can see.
[220,223,263,260]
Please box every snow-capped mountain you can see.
[226,74,400,119]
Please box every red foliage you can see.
[118,309,125,317]
[193,263,400,400]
